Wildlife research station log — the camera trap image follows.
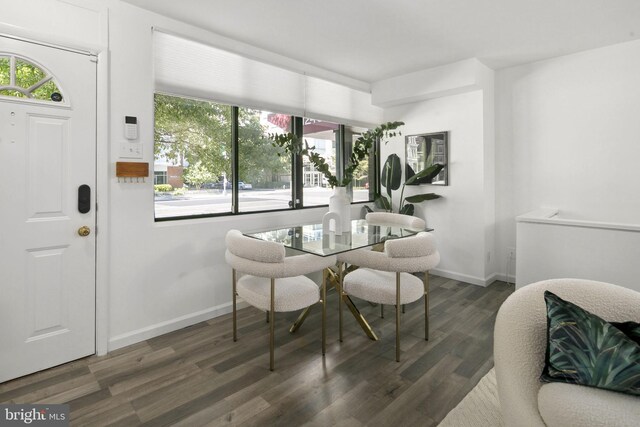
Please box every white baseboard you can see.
[108,300,248,352]
[108,267,515,353]
[431,268,506,287]
[492,272,516,285]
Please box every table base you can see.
[289,266,379,341]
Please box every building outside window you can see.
[154,170,167,185]
[153,93,375,220]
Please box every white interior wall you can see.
[0,0,107,50]
[377,59,497,286]
[479,65,497,281]
[15,0,639,354]
[1,0,502,353]
[0,0,370,351]
[105,1,504,347]
[495,39,640,276]
[106,2,373,349]
[383,91,491,284]
[372,58,484,107]
[515,209,640,291]
[0,0,498,355]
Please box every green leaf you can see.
[404,193,441,203]
[399,204,415,216]
[405,163,445,186]
[267,121,404,190]
[381,154,402,194]
[405,163,416,184]
[374,194,391,211]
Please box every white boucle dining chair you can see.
[225,230,337,371]
[337,212,440,361]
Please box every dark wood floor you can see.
[1,276,513,426]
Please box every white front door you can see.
[0,36,97,383]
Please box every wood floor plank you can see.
[73,397,138,427]
[92,347,177,387]
[367,353,464,427]
[9,373,99,404]
[0,364,91,401]
[139,366,271,426]
[302,380,372,426]
[88,345,155,374]
[0,276,513,426]
[107,358,201,396]
[170,394,272,427]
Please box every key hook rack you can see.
[116,162,149,183]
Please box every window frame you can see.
[0,54,65,103]
[154,171,168,185]
[153,93,378,222]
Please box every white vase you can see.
[328,186,351,235]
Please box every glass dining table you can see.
[245,219,431,340]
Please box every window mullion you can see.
[372,135,381,201]
[335,125,346,185]
[231,106,239,214]
[292,116,303,208]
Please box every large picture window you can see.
[154,94,233,218]
[153,93,376,221]
[237,107,291,212]
[302,118,338,207]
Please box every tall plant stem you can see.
[398,183,407,213]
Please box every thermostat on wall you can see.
[124,116,138,140]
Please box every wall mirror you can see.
[405,131,449,186]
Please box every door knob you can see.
[78,226,91,237]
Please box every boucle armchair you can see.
[337,213,440,361]
[494,279,640,427]
[225,230,337,371]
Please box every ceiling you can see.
[123,0,640,83]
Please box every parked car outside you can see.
[203,181,252,190]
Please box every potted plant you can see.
[269,121,404,232]
[268,121,404,188]
[367,154,444,216]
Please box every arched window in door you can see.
[0,54,64,102]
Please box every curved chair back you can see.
[382,232,440,273]
[225,230,288,278]
[226,230,337,278]
[226,229,285,262]
[338,230,440,362]
[339,232,439,273]
[366,212,426,230]
[225,229,335,371]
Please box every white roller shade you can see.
[154,30,305,115]
[153,30,382,125]
[305,76,383,126]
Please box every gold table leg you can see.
[322,268,327,355]
[343,294,378,341]
[288,265,379,341]
[289,306,311,333]
[270,278,275,371]
[338,262,343,342]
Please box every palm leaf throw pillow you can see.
[541,291,640,396]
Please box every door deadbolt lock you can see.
[78,226,91,237]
